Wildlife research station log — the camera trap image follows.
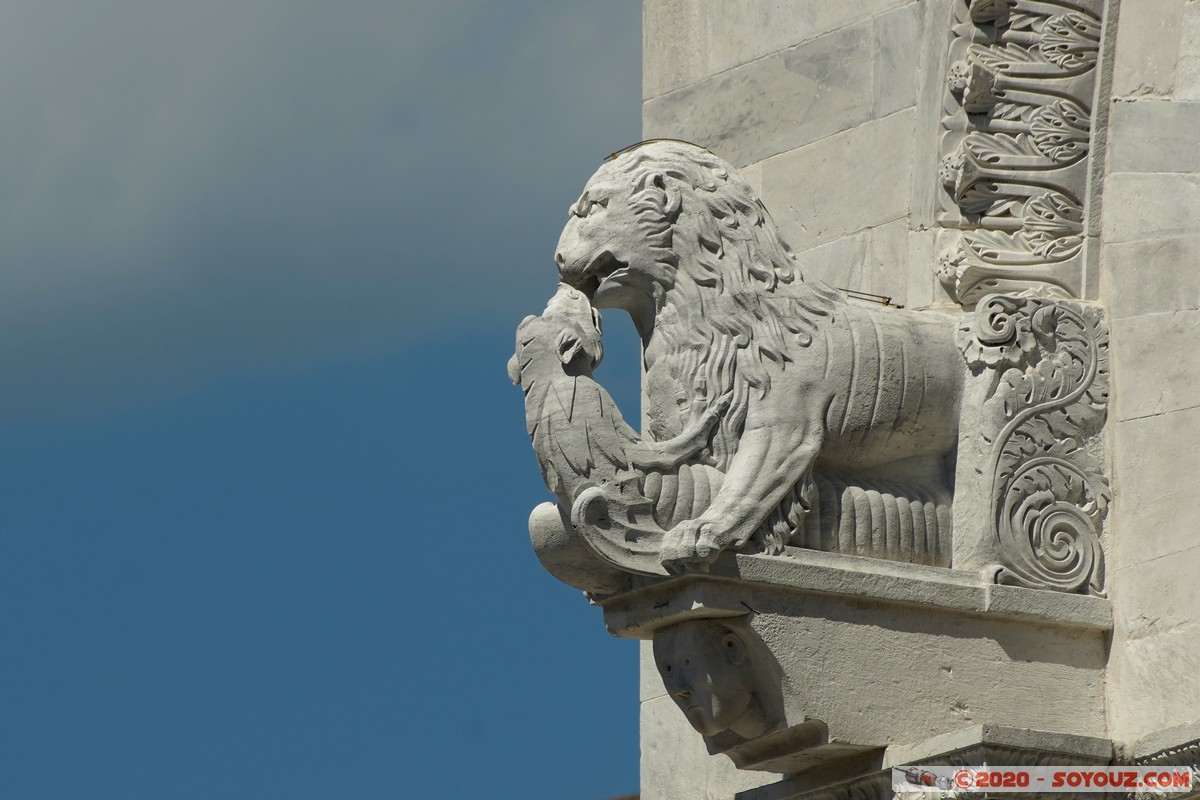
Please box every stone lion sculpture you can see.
[553,141,963,571]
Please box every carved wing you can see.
[532,377,633,494]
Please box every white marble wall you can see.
[1103,0,1200,750]
[642,0,942,312]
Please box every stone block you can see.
[905,227,940,311]
[1102,236,1200,320]
[871,3,922,118]
[1175,1,1200,100]
[1108,406,1200,568]
[883,724,1113,768]
[641,0,706,101]
[1108,100,1200,174]
[642,0,914,100]
[739,159,764,198]
[1102,173,1200,245]
[643,22,876,167]
[1111,0,1183,98]
[1109,619,1200,744]
[1110,310,1200,421]
[760,111,914,250]
[787,219,910,303]
[1113,545,1200,642]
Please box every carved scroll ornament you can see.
[961,294,1109,594]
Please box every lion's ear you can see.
[556,329,584,365]
[651,173,683,222]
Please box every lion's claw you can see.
[660,520,723,573]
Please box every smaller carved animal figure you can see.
[509,284,727,570]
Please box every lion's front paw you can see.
[660,519,724,574]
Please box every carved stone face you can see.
[554,176,668,328]
[653,620,756,737]
[507,284,604,387]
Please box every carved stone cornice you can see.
[937,0,1106,305]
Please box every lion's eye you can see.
[570,195,609,218]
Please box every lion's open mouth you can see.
[571,250,626,299]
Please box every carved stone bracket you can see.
[937,0,1105,305]
[604,549,1112,781]
[960,294,1109,594]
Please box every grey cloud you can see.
[0,0,641,420]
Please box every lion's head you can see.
[556,140,840,343]
[555,141,842,465]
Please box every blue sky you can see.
[1,3,646,797]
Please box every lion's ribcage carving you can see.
[638,301,960,566]
[816,304,960,470]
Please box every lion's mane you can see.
[591,142,847,551]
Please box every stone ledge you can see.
[602,548,1112,638]
[734,725,1114,800]
[1127,719,1200,765]
[884,724,1114,768]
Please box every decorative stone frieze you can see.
[937,0,1105,304]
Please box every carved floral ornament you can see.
[510,141,1110,598]
[937,0,1103,305]
[961,295,1109,594]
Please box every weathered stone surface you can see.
[628,552,1111,794]
[1109,621,1200,742]
[1128,719,1200,765]
[871,4,922,118]
[883,724,1114,768]
[1102,236,1200,320]
[1103,173,1200,244]
[1108,406,1200,567]
[1112,0,1183,98]
[640,662,774,800]
[780,220,909,310]
[1177,4,1200,100]
[605,550,1113,639]
[643,22,877,167]
[619,558,1109,761]
[1108,100,1200,174]
[642,0,915,100]
[1110,311,1200,421]
[1115,545,1200,640]
[761,111,915,251]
